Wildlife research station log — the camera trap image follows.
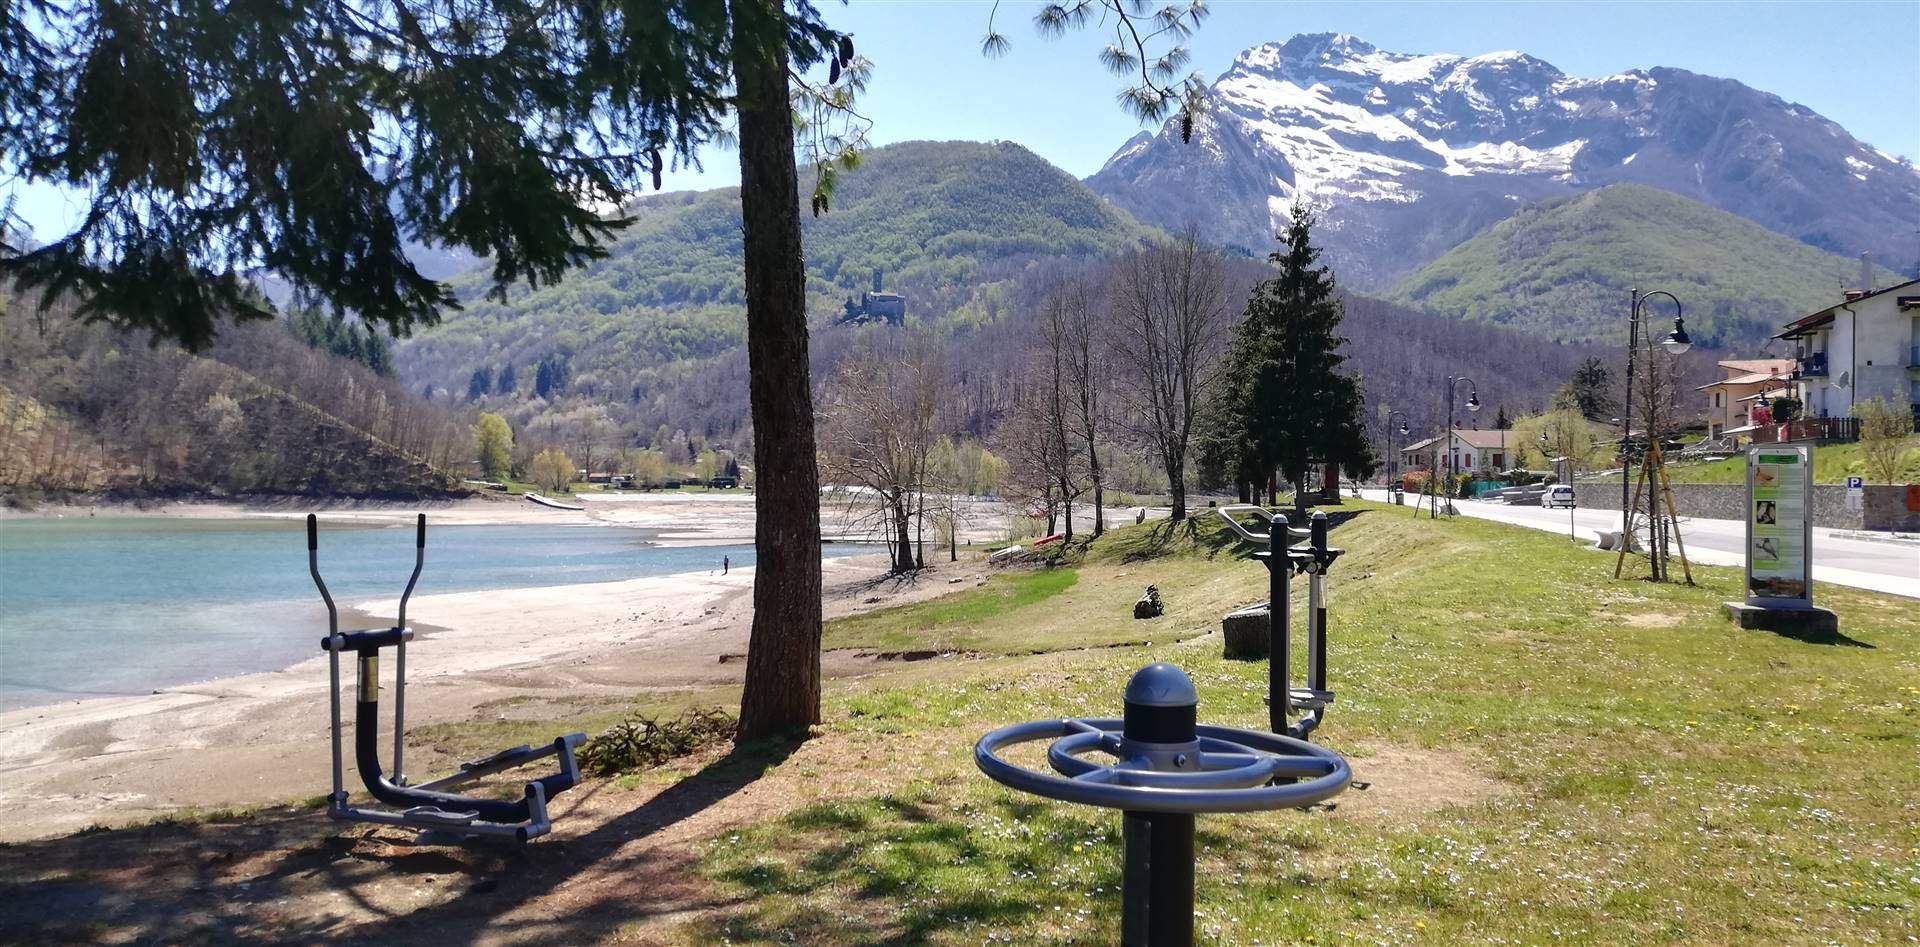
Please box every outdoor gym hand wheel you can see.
[974,663,1351,947]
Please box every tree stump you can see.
[1222,603,1269,659]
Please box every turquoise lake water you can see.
[0,517,864,710]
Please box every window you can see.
[1492,452,1504,468]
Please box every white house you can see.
[1399,429,1514,476]
[1774,278,1920,426]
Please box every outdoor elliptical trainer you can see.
[308,514,585,842]
[1259,511,1343,740]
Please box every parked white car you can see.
[1542,484,1576,509]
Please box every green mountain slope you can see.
[1387,184,1906,345]
[396,140,1154,407]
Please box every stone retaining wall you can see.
[1570,482,1920,531]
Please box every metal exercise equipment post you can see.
[975,663,1351,947]
[310,514,586,843]
[1256,512,1343,739]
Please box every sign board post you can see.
[1723,445,1838,636]
[1845,476,1864,512]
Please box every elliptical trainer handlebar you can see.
[307,514,336,639]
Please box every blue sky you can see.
[8,0,1918,235]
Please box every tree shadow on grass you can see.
[688,793,1111,945]
[0,735,806,945]
[1176,508,1368,563]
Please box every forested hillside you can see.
[1389,184,1909,346]
[396,140,1155,445]
[384,139,1608,483]
[0,291,471,501]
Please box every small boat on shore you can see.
[524,492,586,511]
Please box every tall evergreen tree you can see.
[1200,204,1375,511]
[1568,357,1616,422]
[467,367,494,403]
[496,364,517,396]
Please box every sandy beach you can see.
[0,545,992,842]
[0,489,1038,545]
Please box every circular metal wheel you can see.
[974,717,1350,814]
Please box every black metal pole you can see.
[1621,289,1639,539]
[1266,513,1291,732]
[1443,378,1454,518]
[1121,668,1199,947]
[1309,512,1328,694]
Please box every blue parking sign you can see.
[1845,476,1863,490]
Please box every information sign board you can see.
[1745,446,1813,606]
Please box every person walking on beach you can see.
[722,555,730,575]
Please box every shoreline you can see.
[0,550,992,842]
[0,491,1017,545]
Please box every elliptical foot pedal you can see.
[1288,688,1334,710]
[404,806,481,826]
[463,745,535,771]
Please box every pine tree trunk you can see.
[731,2,823,742]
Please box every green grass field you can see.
[1585,435,1920,485]
[686,506,1920,944]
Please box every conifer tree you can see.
[1200,204,1375,510]
[467,367,494,403]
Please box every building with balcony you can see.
[1774,278,1920,428]
[1696,357,1794,440]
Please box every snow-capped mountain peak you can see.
[1087,33,1919,288]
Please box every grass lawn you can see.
[689,505,1920,944]
[4,504,1914,944]
[1585,435,1920,485]
[823,520,1267,655]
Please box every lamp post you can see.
[1619,289,1692,537]
[1386,409,1411,502]
[1436,375,1481,518]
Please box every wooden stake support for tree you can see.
[1612,440,1692,584]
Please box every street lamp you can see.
[1385,409,1412,502]
[1620,289,1688,537]
[1436,374,1480,518]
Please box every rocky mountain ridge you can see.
[1088,32,1920,288]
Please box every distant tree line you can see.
[286,309,396,377]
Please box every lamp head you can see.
[1465,391,1481,412]
[1661,317,1693,355]
[1397,422,1409,436]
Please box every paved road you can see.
[1357,489,1918,600]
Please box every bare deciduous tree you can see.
[817,333,942,573]
[1855,397,1915,484]
[1107,229,1232,521]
